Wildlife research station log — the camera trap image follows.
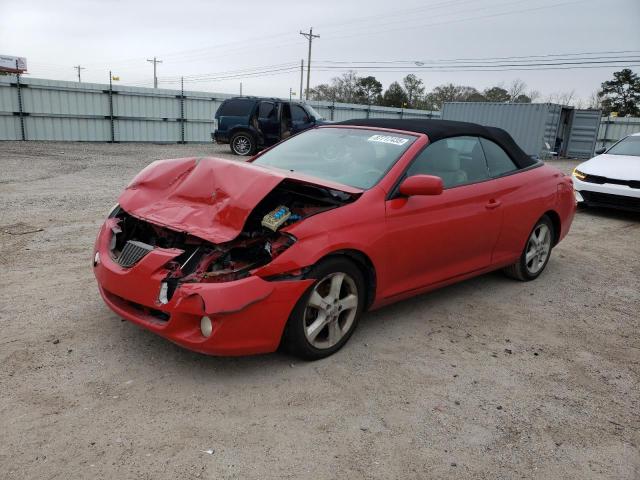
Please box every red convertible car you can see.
[93,119,575,359]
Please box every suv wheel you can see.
[230,132,255,156]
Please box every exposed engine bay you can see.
[109,180,356,299]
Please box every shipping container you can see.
[442,102,601,159]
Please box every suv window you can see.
[480,138,518,176]
[258,102,275,119]
[406,136,489,188]
[291,105,309,122]
[218,99,254,117]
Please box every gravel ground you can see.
[0,141,639,480]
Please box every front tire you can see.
[230,132,256,156]
[282,258,365,360]
[503,215,555,281]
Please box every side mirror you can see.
[595,147,606,155]
[399,175,443,197]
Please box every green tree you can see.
[308,83,337,101]
[598,69,640,116]
[422,84,480,109]
[513,94,532,104]
[309,71,361,103]
[483,86,510,102]
[466,91,487,102]
[402,74,425,108]
[382,81,408,108]
[356,76,383,105]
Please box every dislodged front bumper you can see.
[93,222,313,356]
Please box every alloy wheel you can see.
[233,135,251,155]
[525,224,551,274]
[303,272,359,349]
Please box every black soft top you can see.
[336,118,537,169]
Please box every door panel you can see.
[257,102,279,143]
[383,181,503,298]
[566,109,602,159]
[291,104,313,134]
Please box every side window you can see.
[406,136,489,188]
[480,138,518,177]
[217,99,254,116]
[291,105,309,122]
[258,102,275,119]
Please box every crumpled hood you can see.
[118,157,360,244]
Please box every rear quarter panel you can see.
[490,164,569,265]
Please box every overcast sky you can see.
[1,0,639,103]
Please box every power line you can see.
[318,50,640,65]
[161,62,299,81]
[300,27,320,100]
[313,64,640,74]
[313,58,640,71]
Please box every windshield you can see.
[607,135,640,156]
[304,104,325,121]
[253,127,417,189]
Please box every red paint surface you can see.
[95,127,576,356]
[119,156,361,244]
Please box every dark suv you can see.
[212,97,326,155]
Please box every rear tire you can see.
[503,215,555,281]
[282,258,365,360]
[230,132,256,156]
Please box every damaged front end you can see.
[108,179,356,300]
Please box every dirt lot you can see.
[0,141,638,479]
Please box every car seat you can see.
[429,146,468,187]
[460,143,489,182]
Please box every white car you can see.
[572,132,640,211]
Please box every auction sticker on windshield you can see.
[367,134,409,146]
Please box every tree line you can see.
[308,69,640,116]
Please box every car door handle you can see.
[485,199,502,209]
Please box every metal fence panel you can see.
[0,81,20,112]
[306,100,439,122]
[0,76,440,142]
[25,115,111,141]
[0,115,20,140]
[597,116,640,149]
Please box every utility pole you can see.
[299,59,304,100]
[299,28,319,100]
[73,65,85,83]
[146,57,162,88]
[240,82,243,96]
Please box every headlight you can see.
[107,203,121,218]
[572,168,587,181]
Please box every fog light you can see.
[93,251,100,267]
[574,190,584,203]
[200,316,213,337]
[158,282,169,305]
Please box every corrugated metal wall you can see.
[0,76,438,142]
[306,100,439,122]
[597,116,640,149]
[0,77,235,142]
[442,102,562,157]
